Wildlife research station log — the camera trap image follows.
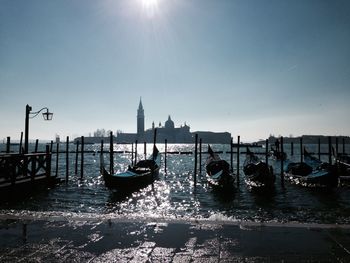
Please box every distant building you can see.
[116,99,231,144]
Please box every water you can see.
[1,143,350,225]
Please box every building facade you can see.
[116,99,231,144]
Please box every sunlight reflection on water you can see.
[1,143,350,224]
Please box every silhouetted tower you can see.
[137,98,145,137]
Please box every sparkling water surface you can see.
[1,143,350,225]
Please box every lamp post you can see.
[24,104,53,154]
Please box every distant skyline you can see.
[1,0,350,142]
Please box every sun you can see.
[141,0,158,8]
[139,0,160,18]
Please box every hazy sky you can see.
[1,0,349,142]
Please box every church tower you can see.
[137,98,145,136]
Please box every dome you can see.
[165,115,175,129]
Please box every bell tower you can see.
[137,97,145,136]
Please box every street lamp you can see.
[24,104,53,154]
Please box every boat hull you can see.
[206,159,235,190]
[102,167,159,190]
[285,162,338,187]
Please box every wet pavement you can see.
[1,216,350,262]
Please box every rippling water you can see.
[1,143,350,225]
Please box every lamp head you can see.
[42,109,53,121]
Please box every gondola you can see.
[101,146,160,190]
[334,153,350,185]
[243,148,275,187]
[284,148,338,187]
[205,145,235,190]
[269,146,287,161]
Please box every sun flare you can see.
[142,0,158,8]
[139,0,160,18]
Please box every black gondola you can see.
[243,148,275,187]
[284,148,338,187]
[101,146,160,190]
[205,145,235,190]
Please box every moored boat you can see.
[205,145,235,190]
[101,146,160,190]
[269,146,287,161]
[243,148,275,187]
[284,148,338,187]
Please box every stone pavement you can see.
[0,217,350,262]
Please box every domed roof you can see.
[165,115,174,129]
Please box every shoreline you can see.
[1,210,350,230]
[1,215,350,262]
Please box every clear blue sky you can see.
[1,0,349,142]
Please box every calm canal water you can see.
[1,143,350,225]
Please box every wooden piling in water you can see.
[194,134,198,188]
[75,140,79,175]
[336,137,339,156]
[50,140,53,153]
[110,132,114,175]
[165,139,167,174]
[131,143,134,166]
[237,135,240,183]
[6,137,10,153]
[135,140,138,165]
[34,139,39,153]
[153,128,157,161]
[300,137,303,163]
[55,143,59,177]
[46,145,51,178]
[100,140,104,173]
[280,136,284,186]
[328,136,332,164]
[318,138,321,160]
[66,136,69,183]
[19,132,23,154]
[80,136,84,179]
[343,138,346,154]
[265,139,269,165]
[144,142,146,159]
[199,138,202,175]
[230,137,233,172]
[291,142,294,156]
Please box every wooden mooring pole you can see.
[343,138,346,154]
[110,132,114,175]
[237,135,240,183]
[19,132,23,154]
[46,145,51,178]
[80,136,84,179]
[66,136,69,183]
[144,142,147,159]
[75,140,79,175]
[34,139,39,153]
[300,137,303,163]
[194,134,198,188]
[199,138,202,175]
[165,139,167,174]
[336,137,339,156]
[328,136,332,164]
[100,140,104,173]
[318,138,321,160]
[265,139,269,165]
[55,143,59,177]
[135,140,138,165]
[280,136,284,186]
[6,137,10,153]
[230,137,233,172]
[131,143,134,166]
[291,142,294,156]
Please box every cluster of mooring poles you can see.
[2,134,347,188]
